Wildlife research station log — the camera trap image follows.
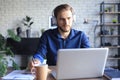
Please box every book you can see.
[2,70,35,80]
[104,70,120,80]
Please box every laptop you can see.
[52,48,109,79]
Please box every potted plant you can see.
[104,7,109,12]
[0,51,7,77]
[0,29,21,77]
[110,28,114,35]
[22,16,34,38]
[112,18,118,23]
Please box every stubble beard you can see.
[58,26,71,33]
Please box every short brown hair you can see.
[53,4,74,18]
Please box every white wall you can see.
[0,0,119,46]
[0,0,119,67]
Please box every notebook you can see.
[52,48,109,79]
[104,69,120,80]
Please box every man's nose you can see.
[65,19,69,25]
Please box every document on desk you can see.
[104,69,120,80]
[2,70,35,80]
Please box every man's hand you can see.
[28,59,41,73]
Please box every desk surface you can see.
[1,66,107,80]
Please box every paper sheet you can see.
[2,70,35,80]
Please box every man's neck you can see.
[58,29,71,39]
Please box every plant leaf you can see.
[7,29,21,42]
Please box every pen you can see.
[32,58,35,64]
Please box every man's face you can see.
[56,10,73,32]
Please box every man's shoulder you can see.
[43,28,57,36]
[71,29,84,34]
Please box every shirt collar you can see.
[55,28,75,40]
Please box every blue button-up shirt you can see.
[33,28,90,65]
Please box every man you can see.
[28,4,90,71]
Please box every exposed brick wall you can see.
[0,0,119,47]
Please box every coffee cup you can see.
[35,64,48,80]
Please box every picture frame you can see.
[49,16,57,29]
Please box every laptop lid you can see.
[55,48,109,79]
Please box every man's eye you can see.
[68,17,71,20]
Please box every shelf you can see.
[100,23,120,26]
[108,57,120,59]
[105,66,120,69]
[100,35,120,37]
[100,2,120,69]
[100,12,120,14]
[101,46,120,48]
